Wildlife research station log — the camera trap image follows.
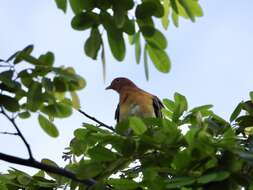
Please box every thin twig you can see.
[0,107,34,159]
[0,131,18,135]
[77,109,115,131]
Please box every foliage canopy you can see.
[56,0,203,79]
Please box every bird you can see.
[105,77,164,123]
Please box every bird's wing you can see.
[152,96,164,118]
[115,103,120,123]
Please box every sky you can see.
[0,0,253,174]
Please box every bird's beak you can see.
[105,85,112,90]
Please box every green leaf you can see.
[163,98,176,111]
[178,0,195,22]
[0,70,13,82]
[147,44,171,73]
[188,0,203,17]
[38,51,54,67]
[84,27,102,59]
[135,1,155,19]
[145,29,167,49]
[170,0,178,13]
[135,32,141,64]
[172,149,191,172]
[113,5,126,28]
[135,0,164,19]
[137,17,155,37]
[14,45,34,64]
[107,179,139,190]
[41,100,73,118]
[162,0,170,30]
[88,146,116,162]
[18,70,32,87]
[41,159,61,181]
[0,94,19,112]
[115,119,130,135]
[107,30,126,61]
[53,77,68,92]
[95,0,112,10]
[129,117,147,135]
[172,11,179,27]
[22,44,34,55]
[54,0,67,13]
[53,67,86,90]
[18,111,31,119]
[38,114,59,137]
[236,115,253,128]
[74,128,87,140]
[166,176,195,188]
[197,171,230,184]
[113,0,134,10]
[71,91,80,109]
[100,11,114,31]
[76,161,102,179]
[189,104,213,113]
[41,159,58,168]
[27,82,43,112]
[71,12,99,31]
[0,70,15,88]
[122,18,135,35]
[174,92,188,112]
[242,100,253,115]
[128,35,135,45]
[34,170,45,177]
[69,0,86,14]
[144,44,149,80]
[230,102,242,122]
[17,175,31,185]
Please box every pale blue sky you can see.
[0,1,253,173]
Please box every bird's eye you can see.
[115,79,120,82]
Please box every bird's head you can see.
[105,77,137,93]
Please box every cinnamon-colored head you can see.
[105,77,137,93]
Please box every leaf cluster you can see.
[3,89,253,189]
[0,45,85,137]
[55,0,203,79]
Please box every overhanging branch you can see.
[0,152,96,186]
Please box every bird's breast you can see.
[119,91,155,121]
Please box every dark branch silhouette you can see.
[0,152,96,186]
[78,109,115,131]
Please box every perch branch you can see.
[78,109,115,131]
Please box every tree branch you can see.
[0,108,105,188]
[0,107,34,159]
[0,152,96,186]
[77,109,115,131]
